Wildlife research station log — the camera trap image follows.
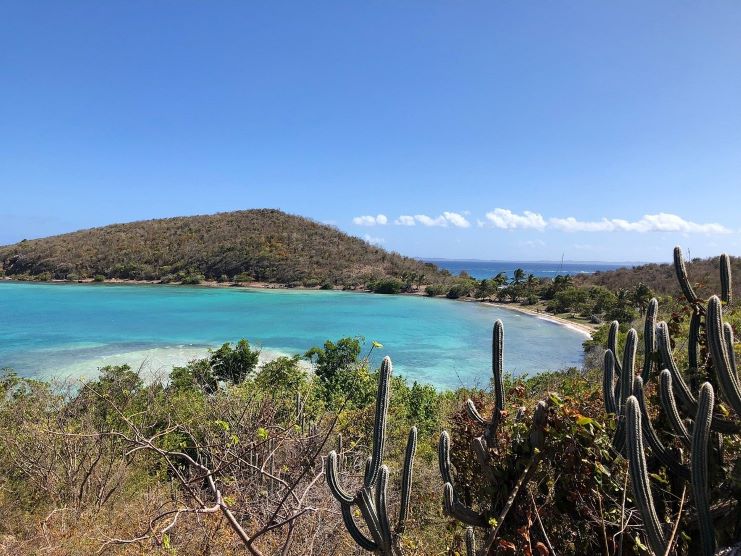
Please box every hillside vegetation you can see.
[575,254,741,299]
[0,209,447,288]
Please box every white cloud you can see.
[363,234,384,245]
[442,211,471,228]
[414,214,448,227]
[352,214,388,226]
[549,213,731,234]
[484,209,547,230]
[395,215,416,226]
[392,212,470,228]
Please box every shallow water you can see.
[0,282,586,389]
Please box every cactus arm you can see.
[438,431,454,485]
[465,399,487,426]
[465,527,476,556]
[340,503,378,552]
[358,487,387,551]
[485,320,505,439]
[633,377,690,480]
[625,396,668,556]
[492,320,505,412]
[724,323,737,371]
[706,297,741,415]
[326,451,354,504]
[603,350,617,415]
[674,246,698,304]
[396,426,417,534]
[472,436,497,485]
[620,329,637,410]
[658,370,691,446]
[691,383,716,556]
[688,309,701,392]
[611,328,637,454]
[720,253,732,303]
[608,320,623,373]
[442,482,488,527]
[366,357,392,488]
[642,298,658,381]
[655,320,737,433]
[439,432,488,527]
[375,466,393,553]
[657,321,699,413]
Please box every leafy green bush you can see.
[180,273,205,285]
[209,339,260,384]
[369,278,403,294]
[424,284,447,297]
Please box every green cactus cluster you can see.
[437,320,549,554]
[603,246,741,555]
[325,356,417,555]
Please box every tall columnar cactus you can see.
[603,326,638,454]
[706,296,741,416]
[604,246,741,555]
[720,253,733,304]
[326,357,417,555]
[673,245,699,305]
[439,320,549,554]
[643,297,658,382]
[625,395,668,556]
[464,319,505,441]
[692,382,715,556]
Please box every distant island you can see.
[0,209,450,289]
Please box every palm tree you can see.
[513,268,526,285]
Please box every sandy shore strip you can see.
[480,301,595,337]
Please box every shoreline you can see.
[1,276,594,338]
[479,301,594,337]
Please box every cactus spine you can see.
[326,356,417,555]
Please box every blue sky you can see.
[1,2,740,262]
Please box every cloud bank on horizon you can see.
[353,209,733,235]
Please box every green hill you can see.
[0,209,448,288]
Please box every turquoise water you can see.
[0,282,587,389]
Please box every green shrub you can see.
[180,273,204,285]
[369,278,403,294]
[424,284,446,297]
[209,339,260,385]
[93,275,106,282]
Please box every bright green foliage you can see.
[305,337,361,383]
[170,358,218,393]
[210,339,260,384]
[255,355,305,393]
[369,278,404,294]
